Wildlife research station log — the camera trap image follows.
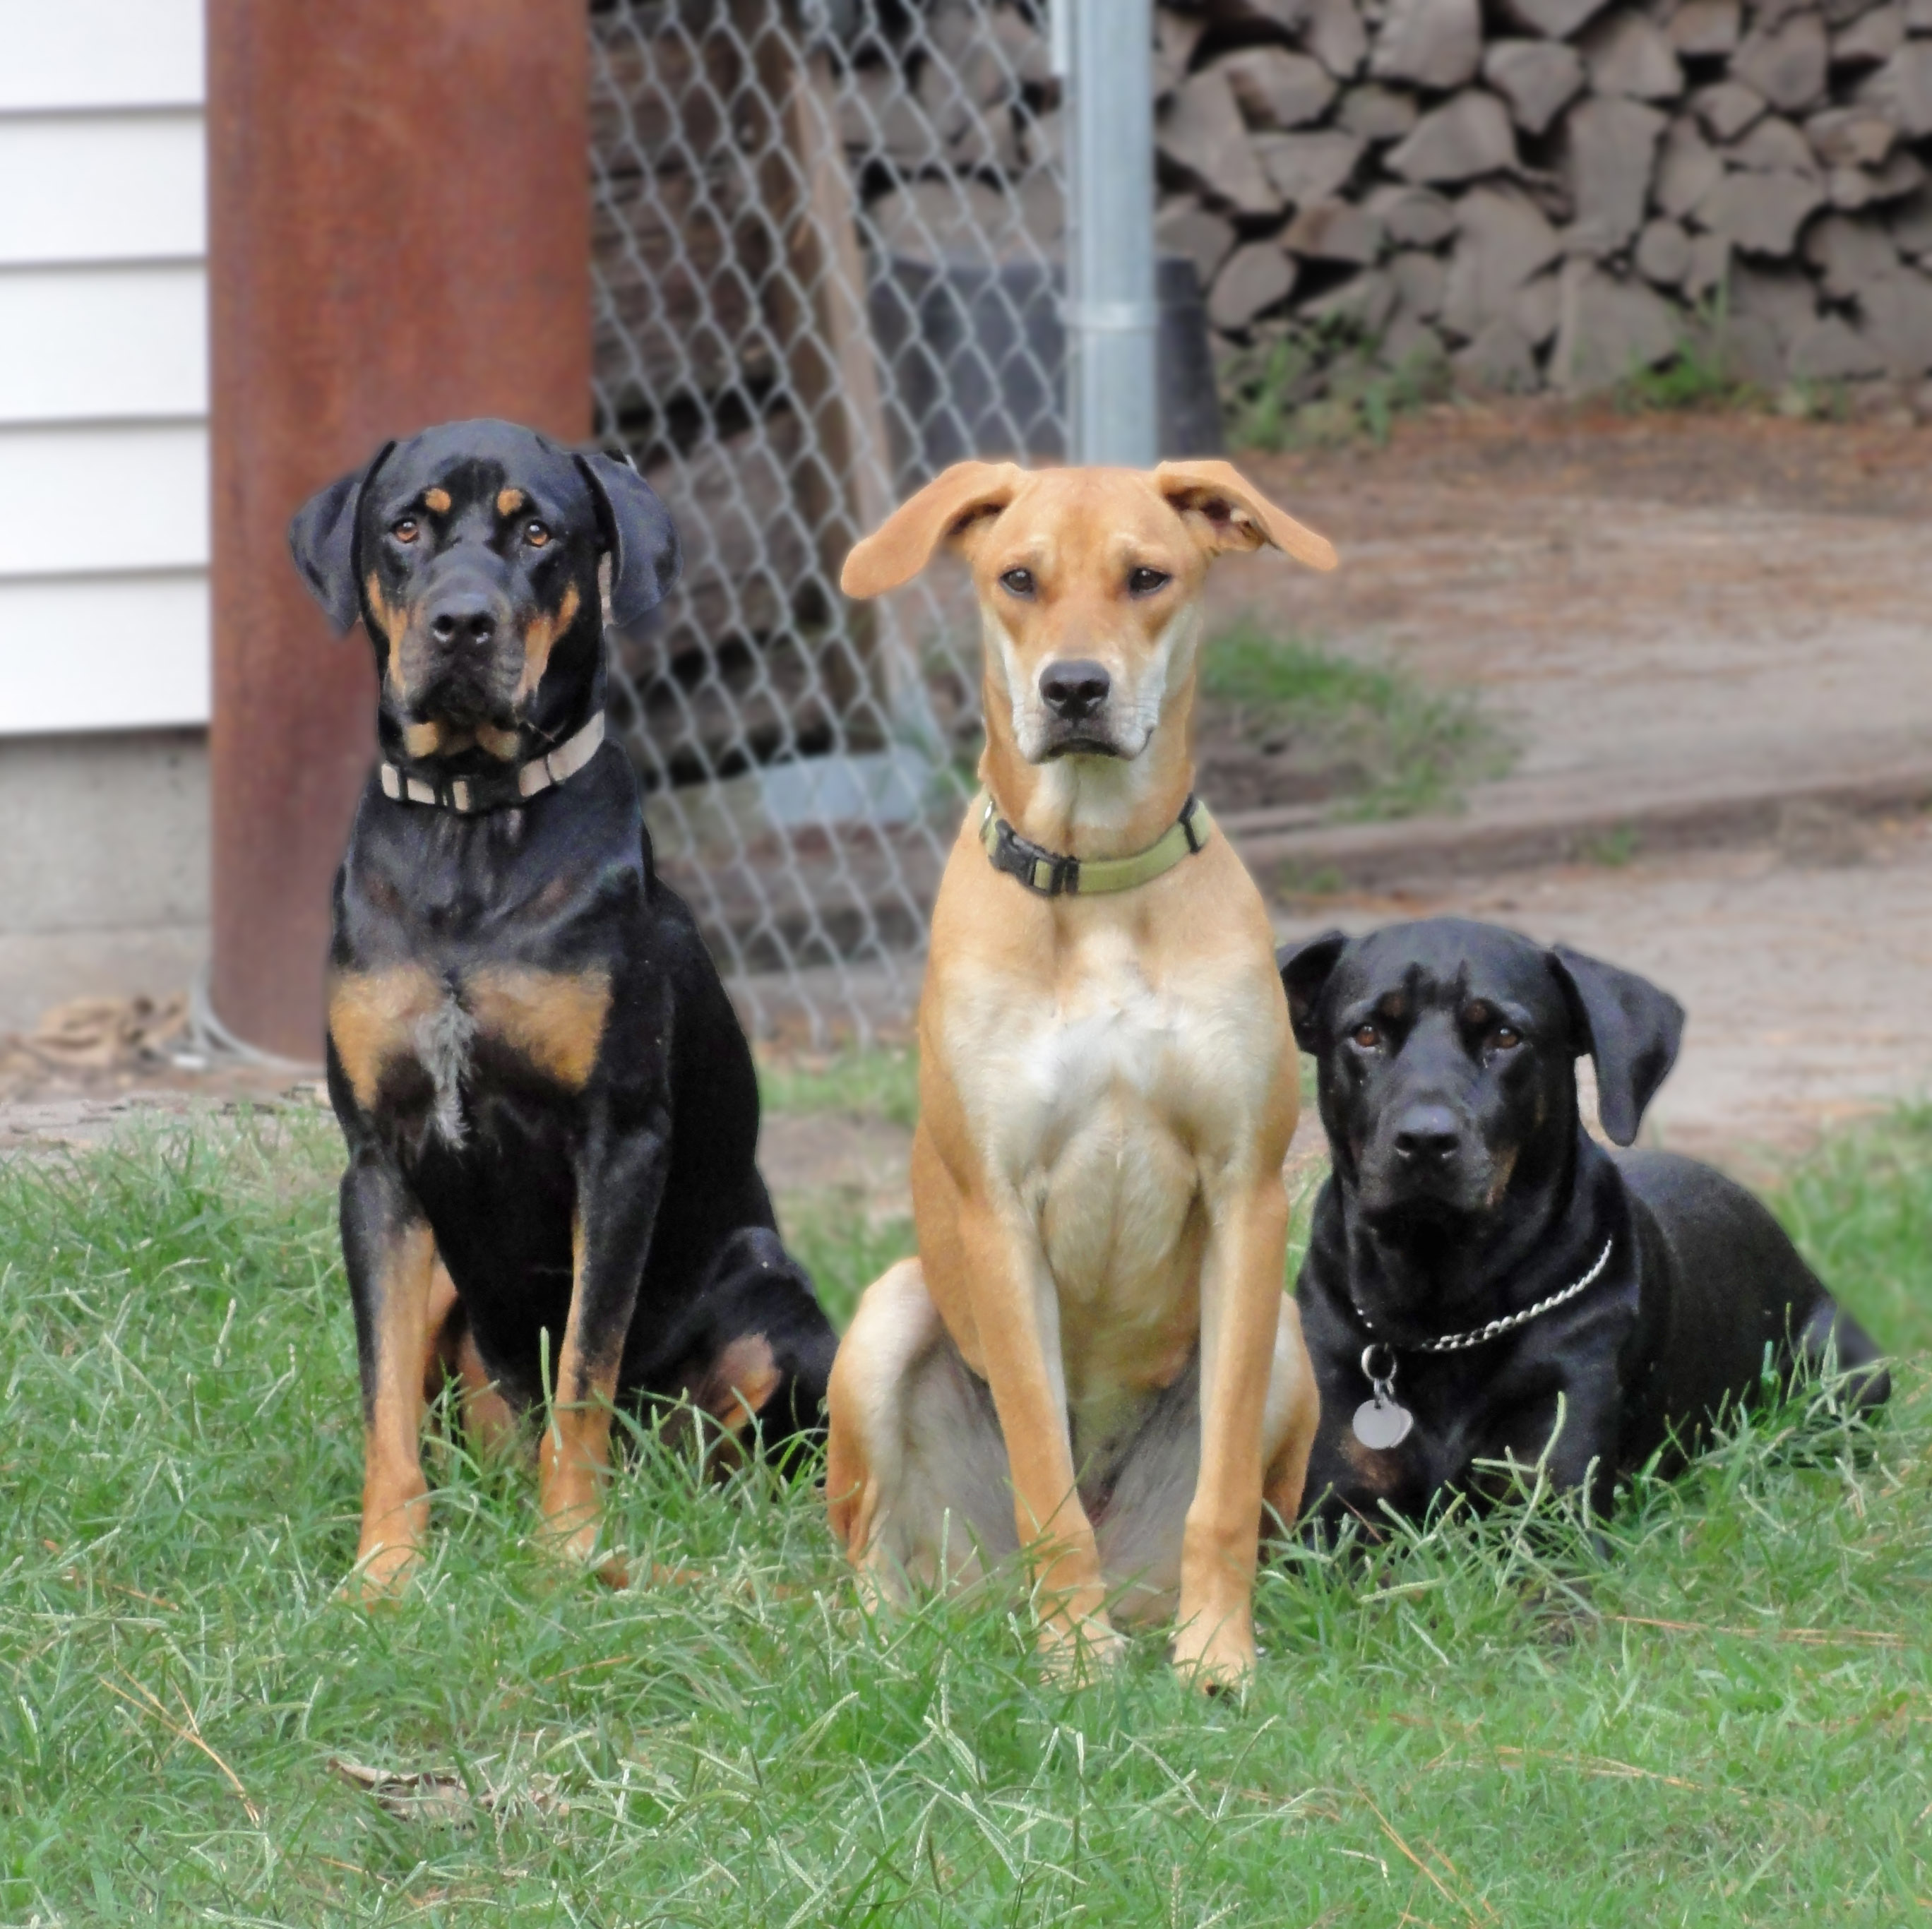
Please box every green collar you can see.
[978,791,1213,897]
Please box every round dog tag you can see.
[1352,1395,1414,1451]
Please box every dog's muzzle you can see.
[1035,657,1123,758]
[1359,1104,1498,1220]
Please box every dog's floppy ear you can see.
[841,460,1027,597]
[1155,459,1338,572]
[1546,944,1685,1147]
[576,450,681,630]
[287,441,395,634]
[1277,929,1350,1053]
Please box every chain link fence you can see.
[589,0,1069,1041]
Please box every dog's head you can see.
[841,460,1335,768]
[288,419,679,765]
[1281,918,1683,1241]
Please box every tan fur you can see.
[696,1334,784,1428]
[660,1334,787,1477]
[330,965,610,1126]
[422,1255,520,1457]
[465,965,609,1089]
[366,568,439,707]
[423,486,453,514]
[496,487,527,517]
[327,965,446,1112]
[1339,1430,1401,1494]
[830,463,1334,1689]
[349,1217,438,1599]
[515,582,582,704]
[400,719,457,760]
[537,1210,628,1585]
[364,572,406,647]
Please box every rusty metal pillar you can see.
[207,0,591,1058]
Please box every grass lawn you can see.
[1197,623,1512,824]
[2,1097,1928,1925]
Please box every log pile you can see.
[1154,0,1932,394]
[590,1,1061,791]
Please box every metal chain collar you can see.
[1355,1236,1616,1358]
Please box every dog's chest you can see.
[328,961,611,1143]
[948,930,1258,1344]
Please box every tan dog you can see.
[825,460,1335,1688]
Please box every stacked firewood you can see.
[1154,0,1932,393]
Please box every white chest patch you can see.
[413,995,477,1145]
[949,930,1256,1329]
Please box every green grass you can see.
[1,1109,1928,1923]
[1222,321,1452,453]
[756,1046,920,1135]
[1614,297,1755,415]
[1201,622,1513,820]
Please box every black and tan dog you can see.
[289,417,837,1595]
[1280,917,1888,1537]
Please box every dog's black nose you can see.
[428,598,498,647]
[1039,659,1111,721]
[1393,1106,1461,1164]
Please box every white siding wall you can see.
[0,0,209,734]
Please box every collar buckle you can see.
[978,790,1213,899]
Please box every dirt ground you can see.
[1235,399,1932,1169]
[5,403,1928,1198]
[1215,401,1932,825]
[1275,818,1932,1176]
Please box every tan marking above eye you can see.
[466,964,609,1089]
[496,488,526,517]
[422,487,451,514]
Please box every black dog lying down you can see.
[289,418,837,1594]
[1279,918,1888,1536]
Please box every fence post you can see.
[1063,0,1158,467]
[205,0,590,1059]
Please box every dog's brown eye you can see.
[1351,1022,1379,1049]
[391,518,419,544]
[525,520,551,548]
[1492,1025,1522,1049]
[999,567,1036,598]
[1128,567,1171,597]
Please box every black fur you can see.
[1280,916,1888,1535]
[291,418,835,1469]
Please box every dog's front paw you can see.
[1170,1608,1257,1694]
[342,1536,424,1604]
[540,1517,631,1589]
[1038,1611,1126,1685]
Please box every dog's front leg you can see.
[340,1147,439,1599]
[1477,1378,1621,1541]
[1176,1171,1292,1690]
[957,1194,1121,1676]
[537,1111,669,1582]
